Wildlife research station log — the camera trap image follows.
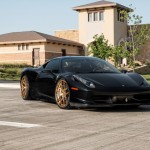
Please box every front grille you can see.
[92,95,110,101]
[111,96,134,103]
[91,94,150,105]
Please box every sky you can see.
[0,0,150,35]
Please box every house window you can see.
[93,12,98,21]
[88,11,104,22]
[88,13,92,22]
[117,9,125,22]
[18,44,29,50]
[18,45,21,50]
[26,44,29,50]
[99,12,104,21]
[22,44,25,50]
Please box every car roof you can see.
[51,56,102,61]
[43,56,103,66]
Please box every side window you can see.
[45,59,60,73]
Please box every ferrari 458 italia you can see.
[20,56,150,109]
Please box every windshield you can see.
[62,57,120,74]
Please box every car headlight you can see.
[73,75,95,88]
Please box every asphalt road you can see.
[0,81,150,150]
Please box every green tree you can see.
[88,34,112,60]
[120,8,150,70]
[111,45,126,67]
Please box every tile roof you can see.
[73,0,131,11]
[0,31,83,47]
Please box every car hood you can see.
[78,73,144,88]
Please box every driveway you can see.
[0,81,150,150]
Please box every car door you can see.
[36,59,61,97]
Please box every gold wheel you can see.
[20,75,30,100]
[55,79,70,109]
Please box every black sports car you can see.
[20,56,150,109]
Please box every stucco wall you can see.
[0,43,45,65]
[45,43,82,61]
[103,8,115,46]
[0,53,32,64]
[78,10,88,45]
[78,8,115,46]
[55,30,79,42]
[78,7,129,48]
[0,41,84,65]
[86,16,105,43]
[136,39,150,64]
[0,43,45,53]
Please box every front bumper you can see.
[70,87,150,107]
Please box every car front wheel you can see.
[20,75,32,100]
[55,79,71,109]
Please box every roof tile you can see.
[73,0,131,11]
[0,31,83,46]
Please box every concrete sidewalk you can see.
[0,80,19,83]
[0,80,20,89]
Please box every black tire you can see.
[20,75,32,100]
[55,79,71,109]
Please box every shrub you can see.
[0,63,31,68]
[0,64,27,80]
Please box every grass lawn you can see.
[143,75,150,84]
[0,64,30,81]
[0,68,22,80]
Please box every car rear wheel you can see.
[20,75,31,100]
[55,79,71,109]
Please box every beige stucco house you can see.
[55,0,131,64]
[73,1,131,47]
[0,31,84,66]
[55,1,130,49]
[55,0,150,64]
[0,1,149,66]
